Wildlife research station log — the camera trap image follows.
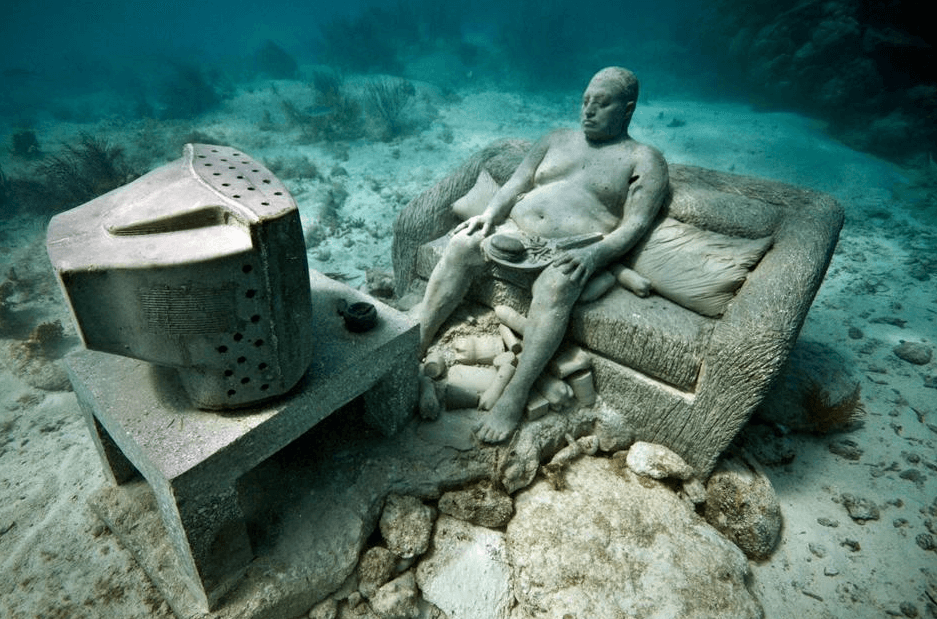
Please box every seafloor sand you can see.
[1,76,935,618]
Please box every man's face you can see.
[580,80,633,142]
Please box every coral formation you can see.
[802,379,864,434]
[280,73,364,143]
[35,133,138,214]
[365,77,416,141]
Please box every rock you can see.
[368,571,420,619]
[739,424,796,467]
[808,543,827,558]
[416,515,513,619]
[828,439,863,461]
[681,477,708,505]
[626,441,694,480]
[841,493,880,523]
[380,495,436,560]
[703,452,782,560]
[841,538,861,552]
[893,341,933,365]
[438,480,514,529]
[358,547,398,598]
[916,533,936,551]
[308,598,338,619]
[507,456,763,619]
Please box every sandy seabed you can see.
[1,76,935,618]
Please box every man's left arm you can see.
[589,146,669,270]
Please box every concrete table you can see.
[66,270,418,611]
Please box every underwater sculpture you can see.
[394,69,844,477]
[418,67,669,443]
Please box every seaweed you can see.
[365,77,415,141]
[311,69,344,108]
[10,129,42,159]
[280,75,363,143]
[802,380,865,434]
[35,133,138,214]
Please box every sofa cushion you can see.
[626,218,773,317]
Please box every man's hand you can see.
[454,213,496,237]
[552,247,598,284]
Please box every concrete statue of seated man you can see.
[418,67,669,443]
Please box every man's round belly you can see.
[509,188,619,238]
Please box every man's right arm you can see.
[459,135,552,236]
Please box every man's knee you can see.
[532,266,585,307]
[443,229,485,266]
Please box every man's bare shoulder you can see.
[629,140,668,175]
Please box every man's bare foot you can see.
[611,266,651,298]
[474,389,525,443]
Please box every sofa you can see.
[392,140,843,476]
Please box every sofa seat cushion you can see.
[569,287,714,392]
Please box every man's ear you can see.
[625,100,636,117]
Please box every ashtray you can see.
[337,299,378,333]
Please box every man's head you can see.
[581,67,639,142]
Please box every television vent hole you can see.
[245,289,257,298]
[234,333,244,342]
[242,264,253,274]
[254,339,264,347]
[224,369,234,377]
[262,179,271,184]
[260,384,270,391]
[217,345,228,353]
[237,356,247,364]
[232,194,241,199]
[241,377,250,385]
[227,389,236,396]
[258,362,268,370]
[250,314,261,323]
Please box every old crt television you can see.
[46,144,314,409]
